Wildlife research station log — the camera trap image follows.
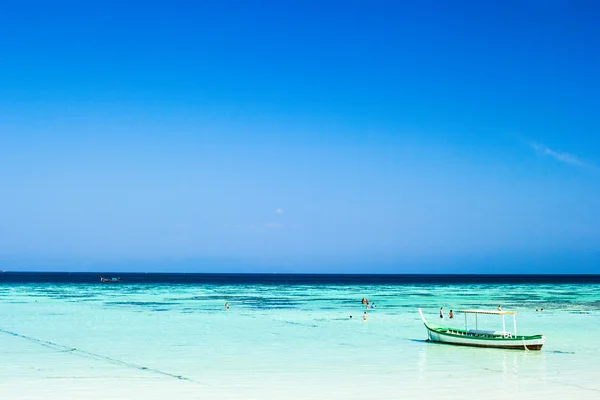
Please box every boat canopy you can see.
[458,310,517,315]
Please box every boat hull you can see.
[425,325,545,350]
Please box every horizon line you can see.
[3,271,600,276]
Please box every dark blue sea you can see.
[1,271,599,285]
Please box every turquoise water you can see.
[1,278,600,399]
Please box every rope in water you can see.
[0,327,204,385]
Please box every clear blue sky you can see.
[1,1,599,273]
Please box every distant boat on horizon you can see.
[100,276,121,283]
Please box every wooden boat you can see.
[418,308,545,350]
[100,276,121,283]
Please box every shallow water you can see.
[1,274,599,399]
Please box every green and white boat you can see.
[418,308,546,350]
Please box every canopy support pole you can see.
[513,314,517,336]
[502,315,506,334]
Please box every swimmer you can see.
[449,310,454,319]
[225,301,229,310]
[498,305,502,311]
[363,312,368,320]
[439,307,444,318]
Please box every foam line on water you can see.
[0,327,207,385]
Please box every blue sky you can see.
[1,1,599,273]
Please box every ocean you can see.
[1,272,599,399]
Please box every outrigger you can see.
[418,308,545,350]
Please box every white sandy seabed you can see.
[1,282,600,399]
